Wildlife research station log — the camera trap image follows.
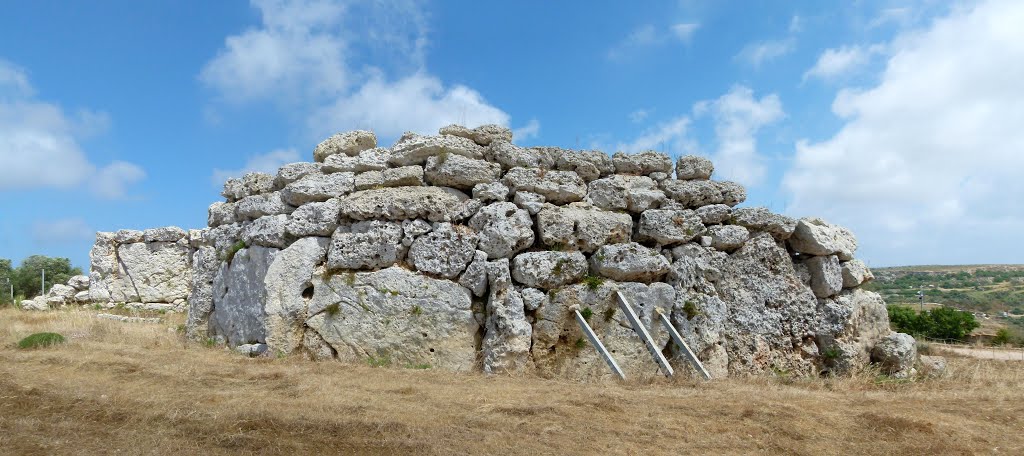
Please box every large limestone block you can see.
[482,259,533,373]
[306,266,479,371]
[612,151,673,175]
[472,181,510,202]
[468,202,535,259]
[186,246,219,340]
[553,149,615,182]
[67,275,90,291]
[242,214,289,248]
[536,203,633,252]
[106,241,192,303]
[338,186,468,222]
[322,147,391,173]
[47,284,77,305]
[439,124,513,146]
[21,297,48,311]
[586,175,665,213]
[590,242,670,282]
[675,155,714,180]
[789,217,858,260]
[814,288,891,374]
[706,225,750,252]
[208,202,237,227]
[354,166,424,191]
[660,180,746,208]
[636,209,704,246]
[313,130,377,162]
[424,154,501,190]
[286,198,341,238]
[695,204,731,224]
[502,167,587,205]
[841,259,874,288]
[327,220,404,270]
[281,172,355,206]
[389,134,485,166]
[115,229,144,244]
[806,255,843,299]
[531,281,675,380]
[263,237,330,354]
[458,250,489,297]
[275,162,322,187]
[730,207,797,239]
[486,141,555,170]
[143,226,186,243]
[222,172,277,201]
[872,332,917,378]
[235,192,295,221]
[510,251,588,290]
[408,223,479,279]
[210,246,278,346]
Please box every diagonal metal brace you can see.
[615,292,674,377]
[655,307,712,380]
[571,304,625,380]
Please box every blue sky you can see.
[1,0,1022,269]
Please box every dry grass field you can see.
[2,308,1024,455]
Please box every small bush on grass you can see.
[18,332,65,349]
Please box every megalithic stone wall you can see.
[80,124,900,379]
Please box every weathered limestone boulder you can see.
[660,180,746,208]
[47,284,77,305]
[502,167,587,205]
[636,209,704,246]
[695,204,731,224]
[73,290,90,303]
[306,266,479,371]
[440,124,512,146]
[511,251,588,290]
[67,275,90,291]
[354,166,424,190]
[487,141,554,170]
[143,226,186,243]
[789,217,858,260]
[841,259,874,288]
[115,229,144,244]
[482,259,533,373]
[730,207,797,239]
[103,241,192,303]
[806,255,843,298]
[222,172,277,201]
[185,246,219,340]
[512,191,545,214]
[390,134,485,166]
[327,221,405,270]
[531,281,674,380]
[263,237,330,354]
[242,214,289,248]
[472,181,509,202]
[537,203,633,252]
[814,288,892,374]
[322,147,391,173]
[286,198,341,237]
[675,155,714,180]
[918,355,947,378]
[313,130,377,162]
[21,297,48,311]
[553,149,615,181]
[585,175,665,213]
[281,172,355,206]
[275,162,322,187]
[408,223,479,279]
[208,202,236,227]
[612,151,673,175]
[468,202,535,259]
[458,250,489,297]
[872,332,917,378]
[235,192,295,221]
[590,242,670,282]
[210,246,278,346]
[424,154,501,190]
[706,225,750,252]
[338,186,468,222]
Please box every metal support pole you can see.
[655,307,712,380]
[615,292,674,377]
[571,304,625,380]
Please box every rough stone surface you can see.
[537,203,633,252]
[660,180,747,208]
[286,199,341,237]
[408,223,479,279]
[612,151,673,175]
[281,172,355,206]
[208,202,237,227]
[486,141,554,170]
[338,187,468,222]
[731,207,797,239]
[482,259,533,373]
[327,221,405,270]
[502,167,587,205]
[675,155,714,180]
[313,130,377,162]
[210,246,278,346]
[103,241,192,304]
[235,192,295,221]
[242,215,289,248]
[695,204,732,224]
[458,250,489,298]
[472,181,509,202]
[275,162,322,187]
[512,191,545,215]
[185,246,219,340]
[636,209,704,246]
[815,288,893,375]
[390,134,485,166]
[144,226,186,243]
[586,175,665,213]
[322,147,391,173]
[841,259,874,289]
[919,355,947,378]
[425,153,501,190]
[789,218,858,260]
[872,332,918,378]
[553,149,615,181]
[590,242,670,282]
[468,202,535,259]
[306,266,479,371]
[440,123,513,146]
[706,225,750,252]
[510,251,588,290]
[67,275,90,291]
[262,237,329,354]
[806,255,843,299]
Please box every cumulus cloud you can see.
[512,118,541,141]
[0,59,144,199]
[211,148,300,185]
[803,45,882,82]
[695,86,783,186]
[671,23,700,42]
[201,0,516,143]
[783,0,1024,265]
[32,218,94,244]
[736,39,795,67]
[615,116,694,155]
[608,22,699,61]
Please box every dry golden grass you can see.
[2,308,1024,455]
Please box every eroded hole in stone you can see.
[429,348,435,353]
[302,285,314,299]
[422,332,428,338]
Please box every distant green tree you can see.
[12,256,83,300]
[0,258,12,305]
[993,328,1012,346]
[887,305,980,342]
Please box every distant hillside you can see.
[863,264,1024,314]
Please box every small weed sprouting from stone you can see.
[367,354,392,368]
[204,338,217,348]
[583,275,604,290]
[574,337,587,349]
[224,240,246,264]
[325,303,341,317]
[682,300,702,320]
[822,346,842,360]
[580,306,593,321]
[603,306,616,322]
[344,272,356,286]
[17,332,65,349]
[411,305,423,316]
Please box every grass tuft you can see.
[17,332,65,349]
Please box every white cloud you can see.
[0,59,144,199]
[736,39,795,67]
[671,23,700,42]
[803,46,873,82]
[783,0,1024,265]
[201,0,516,142]
[512,118,541,141]
[615,116,694,154]
[212,148,300,185]
[789,15,803,33]
[695,86,783,186]
[628,109,650,123]
[32,218,94,244]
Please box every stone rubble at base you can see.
[29,123,925,379]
